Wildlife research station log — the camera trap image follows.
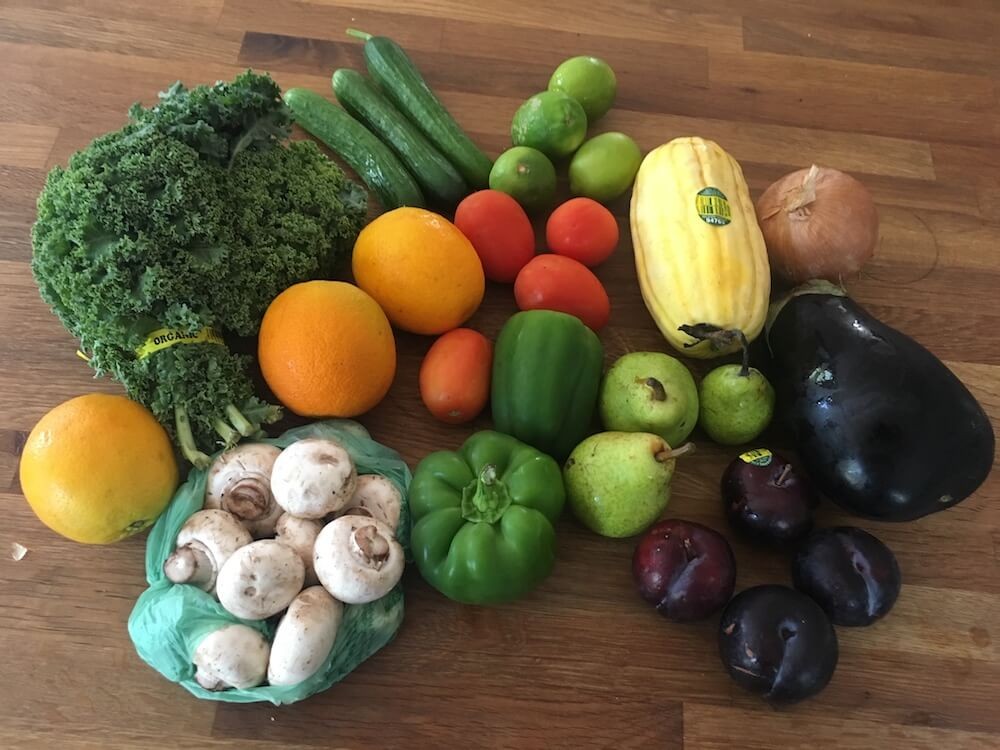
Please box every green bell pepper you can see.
[409,430,565,605]
[491,310,604,461]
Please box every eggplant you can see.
[766,281,994,521]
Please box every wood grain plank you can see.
[743,16,1000,76]
[683,703,1000,750]
[0,167,45,260]
[631,0,1000,45]
[0,124,59,169]
[0,44,249,135]
[298,0,745,49]
[2,0,226,27]
[703,51,998,147]
[0,6,242,63]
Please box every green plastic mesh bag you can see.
[128,419,411,704]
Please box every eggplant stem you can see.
[656,442,696,462]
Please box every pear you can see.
[564,431,694,538]
[599,352,699,447]
[699,364,775,445]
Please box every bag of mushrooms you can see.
[127,419,411,704]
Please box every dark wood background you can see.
[1,1,998,748]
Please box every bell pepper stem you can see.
[461,464,513,524]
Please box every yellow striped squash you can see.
[630,137,770,358]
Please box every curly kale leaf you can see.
[128,70,291,167]
[218,140,368,335]
[31,128,230,352]
[31,71,368,464]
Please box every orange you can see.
[352,207,486,335]
[19,393,179,544]
[258,280,396,417]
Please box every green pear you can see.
[698,364,775,445]
[564,431,693,538]
[599,352,699,446]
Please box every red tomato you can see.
[419,328,493,424]
[454,190,536,283]
[545,197,619,267]
[514,254,611,331]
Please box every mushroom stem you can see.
[164,544,215,588]
[162,510,252,594]
[314,516,404,604]
[222,477,272,521]
[351,524,391,569]
[204,443,282,537]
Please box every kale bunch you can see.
[31,71,367,467]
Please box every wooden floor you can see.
[1,1,998,748]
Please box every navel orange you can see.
[19,393,179,544]
[352,207,485,335]
[258,280,396,417]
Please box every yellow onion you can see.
[756,165,878,284]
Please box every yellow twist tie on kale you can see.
[136,327,225,360]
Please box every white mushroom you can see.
[204,443,283,537]
[192,624,269,691]
[274,513,322,586]
[215,539,305,620]
[336,474,403,533]
[314,516,404,604]
[271,438,357,520]
[267,586,344,686]
[163,509,252,593]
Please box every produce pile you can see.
[20,31,995,707]
[30,72,367,467]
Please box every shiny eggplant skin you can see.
[766,286,994,521]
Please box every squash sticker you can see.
[695,187,732,226]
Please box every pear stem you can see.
[645,377,667,402]
[655,442,696,462]
[737,330,751,377]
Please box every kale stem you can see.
[176,406,211,469]
[225,404,256,436]
[346,28,373,41]
[213,418,240,446]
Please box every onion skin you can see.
[756,166,878,284]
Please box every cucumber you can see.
[282,87,425,210]
[332,69,468,208]
[347,29,493,189]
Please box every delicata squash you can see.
[630,137,770,358]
